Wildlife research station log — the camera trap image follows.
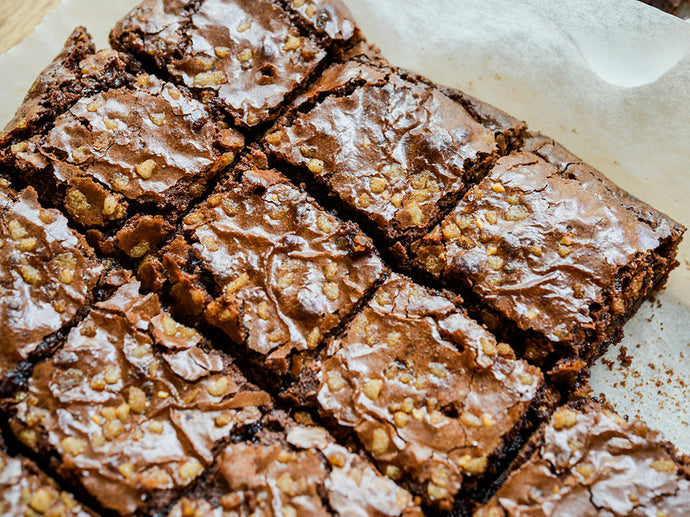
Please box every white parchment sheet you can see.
[1,0,688,452]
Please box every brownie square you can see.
[314,274,547,511]
[164,149,386,377]
[262,60,503,261]
[473,401,690,516]
[0,28,136,150]
[0,180,102,390]
[4,30,243,258]
[0,437,96,517]
[7,280,272,515]
[166,412,422,516]
[111,0,342,128]
[412,151,684,372]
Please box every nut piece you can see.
[362,379,383,400]
[60,437,86,456]
[207,376,230,397]
[283,36,302,51]
[650,459,676,473]
[136,159,157,179]
[194,71,227,87]
[308,159,324,174]
[128,387,147,414]
[326,371,347,392]
[371,428,390,456]
[179,459,204,481]
[552,407,579,430]
[29,488,53,513]
[323,282,340,301]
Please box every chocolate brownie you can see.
[0,179,102,392]
[4,31,244,259]
[167,412,422,516]
[412,150,684,374]
[0,435,96,517]
[0,27,136,150]
[262,58,514,262]
[7,279,272,515]
[473,401,690,516]
[311,274,549,511]
[110,0,354,129]
[162,149,386,378]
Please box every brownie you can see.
[473,401,690,516]
[412,151,684,374]
[7,279,272,515]
[262,58,511,262]
[310,273,548,511]
[4,31,243,258]
[162,149,386,377]
[0,27,136,150]
[110,0,353,128]
[0,436,96,517]
[167,412,422,516]
[0,179,102,391]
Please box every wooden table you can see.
[0,0,62,55]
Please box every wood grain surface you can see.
[0,0,62,55]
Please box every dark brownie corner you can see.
[5,37,244,258]
[7,279,272,516]
[161,148,387,379]
[473,401,690,516]
[0,434,97,517]
[166,410,423,516]
[311,273,550,511]
[0,179,102,393]
[262,58,502,263]
[111,0,350,129]
[412,150,684,377]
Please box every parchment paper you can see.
[1,0,688,452]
